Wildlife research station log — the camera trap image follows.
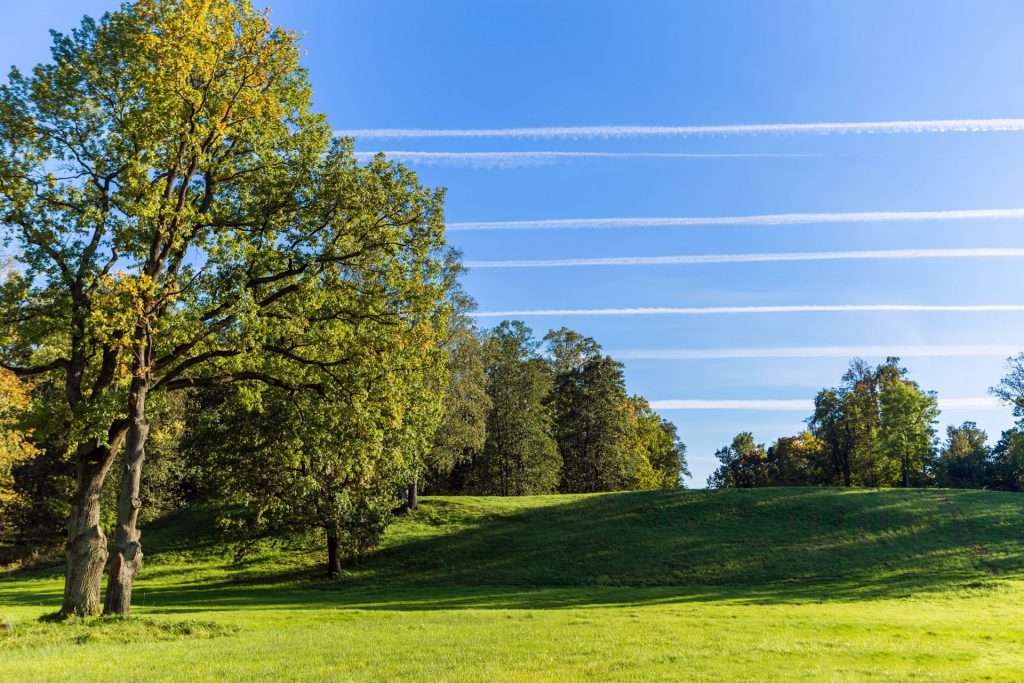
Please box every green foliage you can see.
[878,363,939,487]
[623,396,688,489]
[0,0,456,604]
[423,310,490,493]
[933,422,991,489]
[804,358,939,488]
[545,327,632,492]
[988,428,1024,492]
[992,353,1024,421]
[471,321,561,495]
[188,355,441,571]
[707,432,769,489]
[765,432,829,486]
[429,323,686,496]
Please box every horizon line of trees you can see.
[708,355,1024,492]
[422,320,688,498]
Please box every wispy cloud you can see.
[466,248,1024,269]
[337,117,1024,139]
[353,150,816,168]
[473,304,1024,318]
[610,345,1021,360]
[450,208,1024,231]
[649,397,1003,411]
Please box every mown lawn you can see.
[3,488,1024,681]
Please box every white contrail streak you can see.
[473,304,1024,318]
[466,247,1024,269]
[648,397,1004,411]
[337,117,1024,139]
[449,208,1024,231]
[609,345,1021,360]
[353,150,816,167]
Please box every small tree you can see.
[623,396,688,489]
[766,432,827,486]
[808,389,858,486]
[707,432,769,489]
[879,374,939,487]
[933,422,990,489]
[189,354,441,577]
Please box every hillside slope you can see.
[8,488,1023,599]
[357,488,1024,596]
[4,488,1024,682]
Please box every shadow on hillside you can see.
[4,488,1023,613]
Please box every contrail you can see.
[473,304,1024,318]
[466,248,1024,269]
[449,208,1024,231]
[337,117,1024,139]
[353,150,817,168]
[609,345,1021,360]
[648,397,1003,411]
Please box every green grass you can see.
[3,488,1024,680]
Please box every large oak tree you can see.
[0,0,453,616]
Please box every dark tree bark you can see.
[406,474,418,511]
[326,529,342,578]
[104,378,150,615]
[60,443,115,617]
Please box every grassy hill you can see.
[4,488,1024,680]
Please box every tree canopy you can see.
[0,0,454,615]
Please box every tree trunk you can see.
[406,474,418,511]
[60,445,114,617]
[326,529,342,578]
[902,455,911,488]
[104,380,150,615]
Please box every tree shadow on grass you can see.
[5,488,1024,613]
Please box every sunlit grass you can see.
[3,488,1024,681]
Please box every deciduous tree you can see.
[0,0,452,615]
[933,422,990,489]
[472,321,560,495]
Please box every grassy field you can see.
[3,488,1024,681]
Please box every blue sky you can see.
[6,1,1024,485]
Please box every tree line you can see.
[708,355,1024,491]
[423,320,687,498]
